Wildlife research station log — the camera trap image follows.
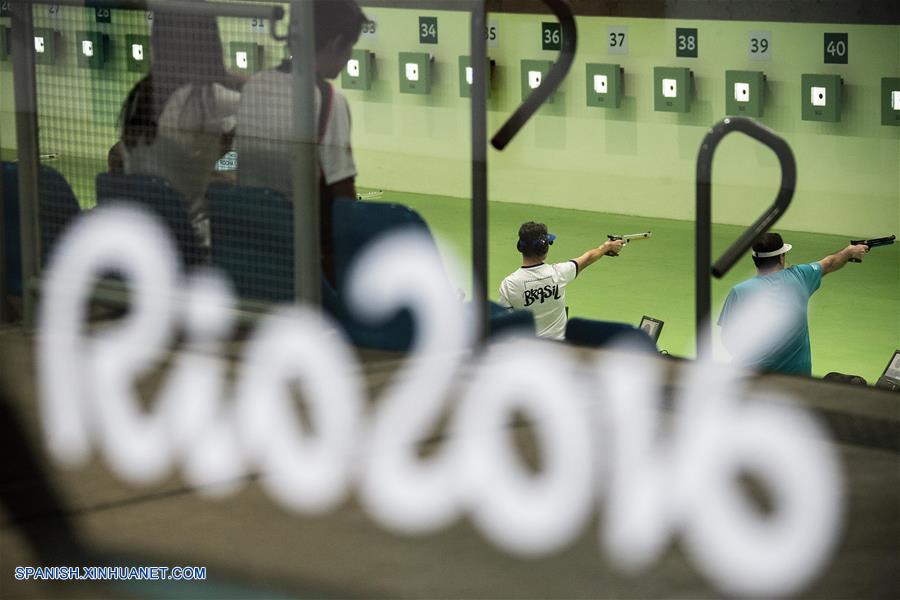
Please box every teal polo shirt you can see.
[717,262,823,375]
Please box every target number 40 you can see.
[824,32,848,64]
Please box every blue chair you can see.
[208,189,529,351]
[206,183,341,316]
[95,173,206,267]
[207,183,294,302]
[3,162,81,296]
[487,301,536,338]
[331,198,437,351]
[565,317,657,353]
[332,198,434,290]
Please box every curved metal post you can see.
[695,116,796,359]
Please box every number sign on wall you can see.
[542,21,561,51]
[486,20,498,48]
[824,32,848,64]
[675,27,698,58]
[249,17,266,33]
[419,16,438,44]
[608,25,627,55]
[361,17,377,41]
[748,31,771,60]
[95,7,112,24]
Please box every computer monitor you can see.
[638,315,664,343]
[876,350,900,390]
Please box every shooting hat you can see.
[751,232,792,258]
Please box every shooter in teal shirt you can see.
[718,232,868,376]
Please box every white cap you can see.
[752,243,792,258]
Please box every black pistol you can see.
[849,235,895,262]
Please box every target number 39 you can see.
[748,31,771,60]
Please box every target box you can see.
[399,52,432,95]
[125,34,150,72]
[458,55,493,98]
[585,63,623,108]
[33,28,60,65]
[725,70,765,117]
[881,77,900,126]
[77,31,110,70]
[229,42,262,74]
[802,74,842,122]
[654,67,692,113]
[0,26,10,61]
[342,49,374,91]
[520,59,554,103]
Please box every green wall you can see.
[1,6,898,235]
[347,9,900,237]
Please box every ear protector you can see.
[517,233,556,254]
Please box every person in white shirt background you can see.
[119,12,244,247]
[237,0,367,285]
[499,221,625,340]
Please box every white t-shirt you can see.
[235,69,356,193]
[125,82,240,244]
[498,261,579,340]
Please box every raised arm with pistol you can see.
[818,243,869,275]
[848,235,895,263]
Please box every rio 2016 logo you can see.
[38,205,842,597]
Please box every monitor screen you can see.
[881,350,900,384]
[639,315,664,342]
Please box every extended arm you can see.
[574,239,625,273]
[818,244,868,276]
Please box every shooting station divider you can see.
[694,116,797,360]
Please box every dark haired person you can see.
[717,232,868,375]
[498,222,625,340]
[119,13,242,247]
[236,0,368,284]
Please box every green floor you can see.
[371,188,899,384]
[10,152,897,383]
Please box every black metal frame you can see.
[695,116,796,359]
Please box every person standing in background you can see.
[119,13,243,247]
[236,0,367,285]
